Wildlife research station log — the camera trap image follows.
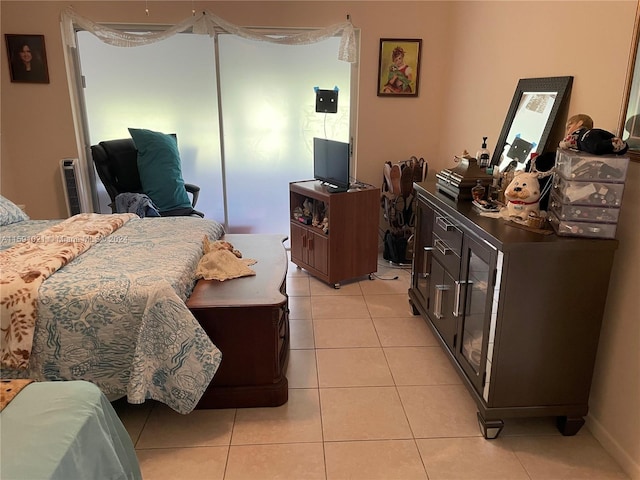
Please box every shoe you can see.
[413,157,426,183]
[408,208,416,227]
[390,164,401,195]
[382,193,394,222]
[404,193,415,227]
[387,194,396,223]
[383,162,393,194]
[395,195,405,226]
[400,164,413,199]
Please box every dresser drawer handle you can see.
[422,247,433,278]
[453,280,472,317]
[434,239,453,256]
[434,284,451,319]
[436,215,456,231]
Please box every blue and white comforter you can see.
[0,216,225,414]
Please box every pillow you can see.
[0,195,29,226]
[128,128,192,213]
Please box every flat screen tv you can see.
[313,137,350,192]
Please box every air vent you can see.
[60,158,85,216]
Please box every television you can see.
[313,137,350,192]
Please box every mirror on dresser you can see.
[619,5,640,162]
[492,76,573,172]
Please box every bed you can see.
[0,380,141,480]
[0,196,225,414]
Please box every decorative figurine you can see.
[503,170,542,220]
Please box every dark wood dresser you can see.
[409,181,618,438]
[186,234,289,409]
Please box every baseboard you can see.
[586,415,640,480]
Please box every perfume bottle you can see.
[472,180,486,202]
[476,137,491,168]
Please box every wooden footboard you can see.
[186,234,290,409]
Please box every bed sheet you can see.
[0,216,225,413]
[0,380,141,480]
[0,219,60,251]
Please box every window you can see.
[76,28,355,234]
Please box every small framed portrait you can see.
[5,34,50,84]
[377,38,422,97]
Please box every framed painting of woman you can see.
[377,39,422,97]
[5,34,50,84]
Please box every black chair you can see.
[91,136,203,217]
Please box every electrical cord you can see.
[372,272,399,281]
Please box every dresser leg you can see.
[477,412,504,439]
[409,299,420,315]
[556,416,585,436]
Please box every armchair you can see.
[91,134,203,217]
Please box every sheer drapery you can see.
[60,6,357,62]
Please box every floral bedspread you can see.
[1,213,136,369]
[0,216,225,414]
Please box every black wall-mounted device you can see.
[315,88,339,113]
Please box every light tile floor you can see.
[115,255,630,480]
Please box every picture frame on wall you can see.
[5,34,50,84]
[377,38,422,97]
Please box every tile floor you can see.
[115,255,629,480]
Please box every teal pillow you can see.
[128,128,192,212]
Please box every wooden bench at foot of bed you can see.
[186,234,290,409]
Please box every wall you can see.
[442,4,638,478]
[1,1,638,478]
[0,1,456,218]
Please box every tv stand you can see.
[289,180,379,287]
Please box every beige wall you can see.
[1,1,638,477]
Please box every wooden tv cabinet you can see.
[289,180,379,288]
[186,234,289,409]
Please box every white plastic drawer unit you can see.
[555,148,629,183]
[549,193,620,223]
[548,212,617,239]
[552,175,625,207]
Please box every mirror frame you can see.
[619,4,640,163]
[490,76,573,169]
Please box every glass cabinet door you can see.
[411,200,434,312]
[457,233,497,393]
[428,259,458,349]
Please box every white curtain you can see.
[60,6,357,63]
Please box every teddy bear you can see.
[559,114,628,155]
[503,170,541,220]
